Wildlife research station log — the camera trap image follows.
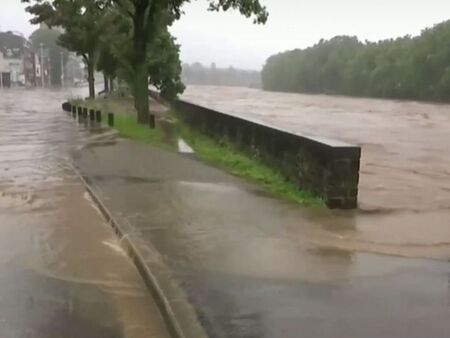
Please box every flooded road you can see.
[76,132,450,338]
[11,86,449,338]
[0,89,169,338]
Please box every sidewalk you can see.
[73,133,450,338]
[0,88,170,338]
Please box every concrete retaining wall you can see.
[173,99,361,209]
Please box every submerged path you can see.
[0,89,169,338]
[75,131,450,338]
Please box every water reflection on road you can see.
[76,136,450,338]
[0,88,169,338]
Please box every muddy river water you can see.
[182,85,450,259]
[182,86,450,212]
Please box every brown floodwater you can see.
[182,85,450,212]
[0,88,169,338]
[181,85,450,259]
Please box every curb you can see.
[70,165,188,338]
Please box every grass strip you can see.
[177,123,323,207]
[70,97,166,147]
[70,96,323,207]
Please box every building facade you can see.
[0,31,38,88]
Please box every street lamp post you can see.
[48,55,51,87]
[39,43,44,88]
[60,51,64,87]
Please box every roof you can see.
[0,31,28,59]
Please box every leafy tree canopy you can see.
[23,0,114,97]
[111,0,268,123]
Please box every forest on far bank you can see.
[182,62,261,88]
[261,20,450,101]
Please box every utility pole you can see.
[48,54,51,87]
[39,43,44,87]
[60,51,64,87]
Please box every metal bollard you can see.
[62,102,71,112]
[108,113,114,127]
[149,114,155,129]
[89,109,95,121]
[72,105,77,118]
[95,110,102,123]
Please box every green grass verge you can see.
[177,123,324,207]
[112,114,165,145]
[70,97,167,148]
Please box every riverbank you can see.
[70,95,322,206]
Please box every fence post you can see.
[149,114,155,128]
[108,113,114,127]
[96,110,102,123]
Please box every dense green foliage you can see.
[182,62,261,88]
[262,20,450,101]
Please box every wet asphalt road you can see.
[0,89,169,338]
[76,138,450,338]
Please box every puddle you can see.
[177,138,194,153]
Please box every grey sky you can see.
[2,0,450,70]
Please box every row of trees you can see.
[262,20,450,101]
[182,62,261,88]
[23,0,268,125]
[29,26,68,86]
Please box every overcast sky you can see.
[1,0,450,70]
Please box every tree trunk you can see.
[87,59,95,98]
[133,8,154,127]
[135,60,150,124]
[109,76,114,92]
[103,73,109,93]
